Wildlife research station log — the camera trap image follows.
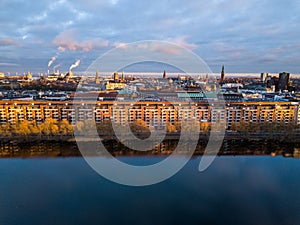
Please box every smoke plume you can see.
[53,64,60,72]
[48,54,58,67]
[69,60,80,71]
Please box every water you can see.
[0,155,300,225]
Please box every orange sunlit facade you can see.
[0,100,299,127]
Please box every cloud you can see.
[1,0,300,72]
[148,42,182,55]
[111,42,179,54]
[0,38,21,47]
[53,29,110,52]
[122,42,183,55]
[114,37,198,55]
[113,42,129,49]
[259,56,278,63]
[111,38,197,55]
[0,62,20,67]
[166,37,198,51]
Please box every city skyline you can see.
[1,0,300,74]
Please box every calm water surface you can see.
[0,155,300,225]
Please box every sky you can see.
[0,0,300,74]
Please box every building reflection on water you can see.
[0,140,299,158]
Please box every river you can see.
[0,141,299,225]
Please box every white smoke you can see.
[53,64,60,72]
[48,54,59,67]
[69,60,80,71]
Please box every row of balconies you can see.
[0,104,298,124]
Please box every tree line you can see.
[0,118,73,137]
[0,118,299,139]
[230,121,299,133]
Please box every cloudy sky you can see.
[0,0,300,74]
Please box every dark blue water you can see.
[0,156,300,225]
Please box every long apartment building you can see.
[0,100,299,127]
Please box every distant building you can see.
[163,70,167,79]
[46,74,59,81]
[26,71,32,80]
[0,72,5,78]
[221,65,225,82]
[177,92,204,101]
[121,71,125,82]
[65,71,73,78]
[267,76,279,92]
[260,73,268,83]
[218,92,243,102]
[124,85,137,94]
[105,81,126,91]
[278,72,290,91]
[113,72,119,82]
[95,69,100,84]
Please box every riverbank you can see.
[0,131,300,143]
